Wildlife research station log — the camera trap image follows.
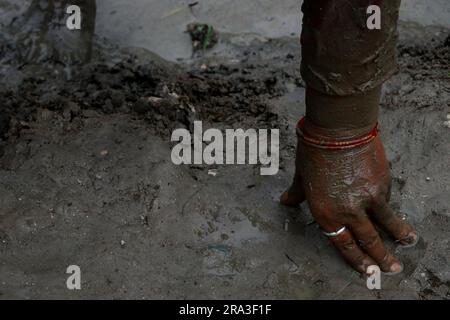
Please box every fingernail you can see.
[381,254,403,274]
[407,231,418,242]
[400,231,418,246]
[389,261,403,274]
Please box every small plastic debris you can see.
[100,149,108,156]
[284,218,289,231]
[426,177,431,181]
[120,240,126,247]
[208,169,218,176]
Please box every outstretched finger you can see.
[318,221,376,274]
[370,200,418,247]
[348,214,403,274]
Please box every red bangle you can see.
[296,117,379,150]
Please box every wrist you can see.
[304,86,382,139]
[296,117,379,151]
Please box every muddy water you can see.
[94,0,450,61]
[2,0,449,62]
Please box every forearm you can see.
[300,0,401,136]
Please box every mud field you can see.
[0,1,449,299]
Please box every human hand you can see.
[281,120,418,274]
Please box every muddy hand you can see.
[281,119,418,275]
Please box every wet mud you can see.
[0,2,449,299]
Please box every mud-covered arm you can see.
[281,0,418,274]
[300,0,401,136]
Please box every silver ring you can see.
[323,226,346,237]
